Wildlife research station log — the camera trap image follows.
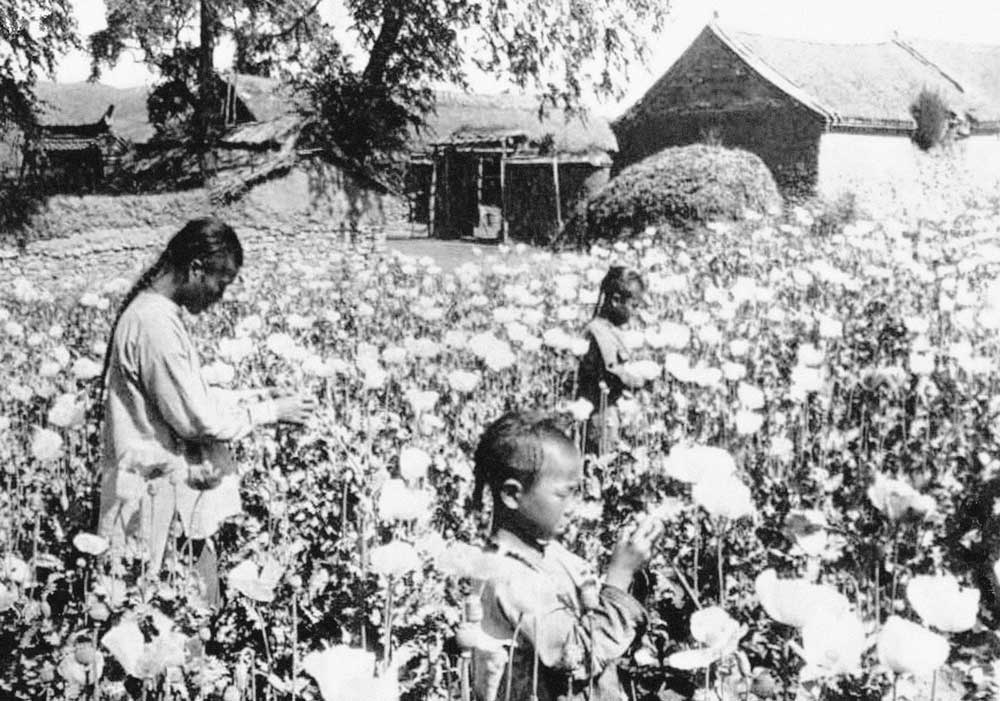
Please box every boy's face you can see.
[605,280,644,327]
[512,442,582,541]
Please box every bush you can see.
[578,144,782,241]
[911,88,950,151]
[803,191,860,237]
[0,180,43,247]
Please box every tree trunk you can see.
[197,0,216,174]
[361,4,405,88]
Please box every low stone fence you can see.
[0,222,388,295]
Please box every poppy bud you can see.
[454,623,480,651]
[74,643,96,666]
[579,577,600,612]
[88,601,110,622]
[750,670,778,699]
[222,685,241,701]
[463,595,483,623]
[736,651,752,678]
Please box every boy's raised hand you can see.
[605,513,664,591]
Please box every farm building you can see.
[21,105,128,192]
[407,92,618,242]
[8,78,613,240]
[612,22,1000,200]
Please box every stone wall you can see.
[231,159,411,235]
[6,157,415,243]
[0,222,387,296]
[612,28,826,196]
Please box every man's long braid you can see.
[94,251,170,418]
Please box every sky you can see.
[57,0,1000,117]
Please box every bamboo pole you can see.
[552,155,563,230]
[499,138,508,243]
[429,151,438,239]
[476,156,484,238]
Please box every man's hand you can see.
[272,393,318,425]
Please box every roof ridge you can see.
[893,37,968,95]
[708,22,836,122]
[899,35,1000,50]
[728,27,896,48]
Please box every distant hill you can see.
[34,82,154,143]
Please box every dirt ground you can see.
[386,237,513,271]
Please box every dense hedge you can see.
[575,144,782,240]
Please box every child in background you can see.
[577,267,647,455]
[470,410,663,701]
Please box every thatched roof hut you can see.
[413,91,617,165]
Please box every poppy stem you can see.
[588,614,596,700]
[92,624,101,701]
[930,670,937,701]
[505,615,525,701]
[874,550,881,627]
[459,652,471,701]
[531,616,540,701]
[890,528,901,605]
[717,520,726,606]
[383,575,394,668]
[291,593,299,701]
[693,511,700,595]
[892,673,898,701]
[670,562,702,609]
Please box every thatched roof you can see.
[412,91,617,158]
[32,74,292,144]
[31,79,616,164]
[899,38,1000,122]
[620,23,1000,133]
[220,114,302,148]
[721,24,1000,130]
[34,82,153,142]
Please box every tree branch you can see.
[361,2,405,87]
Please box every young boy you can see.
[470,410,663,700]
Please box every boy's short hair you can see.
[471,410,576,509]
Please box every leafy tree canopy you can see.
[1,0,79,237]
[88,0,669,168]
[1,0,78,129]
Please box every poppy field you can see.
[3,206,1000,701]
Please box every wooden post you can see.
[499,138,507,243]
[428,151,438,239]
[443,147,450,239]
[475,156,484,239]
[552,155,563,232]
[476,156,484,206]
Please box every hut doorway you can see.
[442,152,503,240]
